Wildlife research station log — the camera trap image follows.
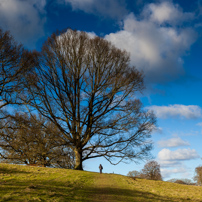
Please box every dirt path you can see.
[90,174,124,202]
[93,174,111,202]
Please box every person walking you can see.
[99,164,103,174]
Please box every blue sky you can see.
[1,0,202,181]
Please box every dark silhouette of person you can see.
[99,164,103,174]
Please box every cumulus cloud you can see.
[158,137,190,148]
[158,148,199,161]
[147,104,202,119]
[159,160,182,168]
[0,0,47,48]
[60,0,128,19]
[158,148,194,179]
[87,31,97,39]
[161,167,187,179]
[143,1,194,25]
[105,1,197,84]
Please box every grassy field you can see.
[0,163,202,201]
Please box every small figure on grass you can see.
[99,164,103,174]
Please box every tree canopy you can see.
[141,160,162,181]
[22,29,156,170]
[194,166,202,185]
[0,113,75,168]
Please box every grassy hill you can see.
[0,163,202,201]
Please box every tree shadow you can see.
[81,186,200,202]
[0,180,200,201]
[0,166,31,174]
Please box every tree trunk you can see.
[74,148,83,170]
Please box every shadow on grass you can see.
[0,166,30,174]
[0,182,200,202]
[0,183,78,202]
[79,186,199,202]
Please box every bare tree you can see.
[24,29,156,170]
[141,160,162,180]
[194,166,202,185]
[0,113,75,168]
[167,178,194,185]
[0,28,34,118]
[174,180,187,185]
[51,146,75,169]
[127,170,141,178]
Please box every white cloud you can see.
[105,2,197,84]
[161,167,187,179]
[197,122,202,126]
[152,127,163,134]
[0,0,46,48]
[61,0,128,19]
[158,137,190,148]
[158,148,200,161]
[144,1,194,25]
[159,160,182,168]
[87,31,97,39]
[63,0,95,8]
[147,104,202,119]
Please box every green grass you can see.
[0,163,202,201]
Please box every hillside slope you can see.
[0,163,202,201]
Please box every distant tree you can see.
[175,180,187,185]
[0,113,75,168]
[167,178,193,185]
[24,29,156,170]
[180,178,194,185]
[127,170,141,178]
[194,166,202,185]
[141,160,162,180]
[167,178,195,186]
[167,178,178,183]
[0,28,33,118]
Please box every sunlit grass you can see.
[0,163,202,201]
